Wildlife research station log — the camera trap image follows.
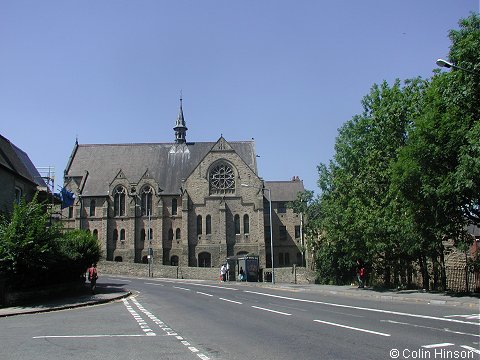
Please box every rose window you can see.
[209,163,235,194]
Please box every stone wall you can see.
[97,261,316,284]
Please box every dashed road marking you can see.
[422,343,454,348]
[219,297,242,305]
[251,306,291,316]
[128,297,210,360]
[313,319,391,337]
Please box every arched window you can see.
[234,214,240,235]
[170,255,179,266]
[113,229,118,242]
[172,198,177,215]
[176,228,181,240]
[114,186,126,217]
[197,215,202,235]
[120,229,126,241]
[206,215,212,235]
[209,163,235,195]
[168,228,174,241]
[243,214,249,234]
[141,186,153,216]
[90,199,96,217]
[198,252,211,267]
[93,229,98,239]
[148,228,153,241]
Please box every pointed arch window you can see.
[89,199,96,217]
[120,229,126,241]
[206,215,212,235]
[172,198,178,215]
[234,214,240,235]
[176,228,181,240]
[197,215,202,235]
[243,214,249,235]
[114,186,126,217]
[141,186,153,216]
[209,163,235,195]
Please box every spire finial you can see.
[174,93,187,144]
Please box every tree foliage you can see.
[0,195,101,290]
[296,14,479,289]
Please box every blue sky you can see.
[0,1,478,194]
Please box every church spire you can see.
[174,94,188,144]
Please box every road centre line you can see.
[173,286,191,291]
[244,290,479,326]
[461,346,480,355]
[313,319,390,337]
[197,292,213,297]
[186,283,239,291]
[381,319,480,338]
[251,306,291,316]
[422,343,454,348]
[33,334,152,339]
[145,282,164,286]
[219,298,242,304]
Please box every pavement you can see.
[0,276,478,317]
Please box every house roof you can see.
[264,180,305,202]
[65,139,258,196]
[0,134,46,187]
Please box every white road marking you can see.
[186,283,239,291]
[33,334,152,339]
[173,286,191,291]
[382,319,480,338]
[197,291,213,297]
[313,319,391,337]
[145,282,165,286]
[444,314,480,320]
[422,343,454,348]
[219,297,242,304]
[251,306,291,316]
[461,345,480,354]
[129,297,210,359]
[244,290,480,326]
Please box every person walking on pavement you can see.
[88,263,98,294]
[356,260,365,288]
[220,264,226,282]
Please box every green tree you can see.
[393,13,480,290]
[0,196,62,288]
[316,78,426,285]
[0,196,101,290]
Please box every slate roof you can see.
[264,180,305,202]
[65,140,258,196]
[0,134,46,187]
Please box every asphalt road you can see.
[1,276,478,360]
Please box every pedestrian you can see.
[88,263,98,294]
[356,260,365,288]
[225,261,230,281]
[220,264,226,282]
[239,267,245,281]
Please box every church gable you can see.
[183,137,261,203]
[211,136,234,152]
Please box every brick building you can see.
[62,102,305,269]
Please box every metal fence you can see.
[445,266,480,293]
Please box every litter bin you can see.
[264,271,272,283]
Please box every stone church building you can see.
[62,102,305,269]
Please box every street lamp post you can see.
[436,58,480,76]
[241,183,275,284]
[148,210,152,277]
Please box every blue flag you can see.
[60,187,75,209]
